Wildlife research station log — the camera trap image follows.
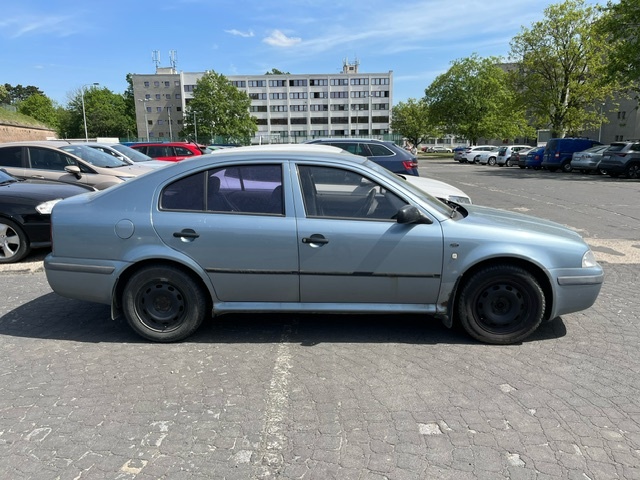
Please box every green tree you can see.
[17,93,58,128]
[597,0,640,89]
[265,68,289,75]
[424,55,532,144]
[63,86,135,139]
[390,99,435,148]
[2,84,44,104]
[510,0,618,138]
[182,70,257,144]
[0,84,8,104]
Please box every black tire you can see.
[626,163,640,179]
[457,265,545,345]
[122,264,208,342]
[0,218,30,264]
[597,168,606,175]
[488,157,496,166]
[561,161,572,173]
[505,158,512,167]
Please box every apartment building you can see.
[131,61,393,144]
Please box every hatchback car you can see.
[473,146,502,165]
[459,145,496,163]
[44,144,603,345]
[129,142,206,162]
[513,148,534,168]
[306,138,419,175]
[598,141,640,179]
[570,145,610,174]
[524,147,545,169]
[496,145,532,166]
[74,142,169,169]
[0,169,92,263]
[0,142,155,190]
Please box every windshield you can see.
[60,145,129,168]
[111,144,153,162]
[0,169,17,183]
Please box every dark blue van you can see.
[542,138,602,172]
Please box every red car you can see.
[129,142,205,162]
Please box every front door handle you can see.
[173,228,199,240]
[302,234,329,245]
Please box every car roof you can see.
[209,143,347,155]
[308,138,390,144]
[0,140,72,148]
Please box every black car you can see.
[0,169,92,263]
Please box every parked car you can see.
[425,146,453,153]
[597,141,640,179]
[74,142,169,169]
[513,147,535,169]
[570,145,610,174]
[541,138,602,172]
[524,147,545,169]
[0,169,93,263]
[452,146,468,161]
[496,145,532,167]
[306,138,419,175]
[129,142,206,162]
[399,175,472,205]
[473,146,502,165]
[460,145,496,163]
[0,142,155,190]
[44,144,603,345]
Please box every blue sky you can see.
[1,0,602,106]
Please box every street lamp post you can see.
[138,99,150,141]
[81,83,99,142]
[167,105,173,141]
[598,103,606,143]
[193,111,198,143]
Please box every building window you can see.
[331,117,348,124]
[145,94,151,100]
[310,104,328,111]
[370,90,390,97]
[144,81,150,87]
[256,119,268,125]
[164,81,170,87]
[309,130,329,136]
[154,81,160,87]
[330,91,348,99]
[330,104,347,111]
[372,78,389,85]
[312,92,328,99]
[249,93,267,100]
[184,85,196,92]
[351,104,369,110]
[158,120,164,125]
[291,131,308,137]
[165,94,171,99]
[310,79,328,86]
[250,105,268,112]
[157,107,162,112]
[231,81,247,88]
[289,79,308,87]
[330,79,348,86]
[155,94,161,100]
[270,118,289,125]
[146,107,152,113]
[270,105,288,112]
[351,91,368,98]
[311,117,329,124]
[350,78,369,85]
[290,104,308,111]
[269,93,287,100]
[249,80,266,87]
[269,80,286,87]
[290,92,308,99]
[372,103,389,110]
[175,94,181,99]
[618,111,626,120]
[291,117,308,124]
[372,116,390,123]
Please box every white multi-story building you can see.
[131,60,393,144]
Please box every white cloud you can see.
[263,30,302,47]
[225,29,254,38]
[0,15,77,38]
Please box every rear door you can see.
[0,146,27,178]
[24,146,93,186]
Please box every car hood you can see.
[403,176,470,202]
[0,180,90,202]
[458,204,583,242]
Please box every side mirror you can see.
[395,205,432,224]
[65,165,82,178]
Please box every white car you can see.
[73,142,169,169]
[473,146,502,165]
[400,175,472,205]
[496,145,533,166]
[460,145,496,163]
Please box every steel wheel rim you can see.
[0,223,20,260]
[135,280,187,332]
[473,282,529,335]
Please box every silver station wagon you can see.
[44,145,604,344]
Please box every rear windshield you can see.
[498,147,507,154]
[606,143,627,152]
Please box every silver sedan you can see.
[44,144,603,344]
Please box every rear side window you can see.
[368,144,393,156]
[630,143,640,152]
[175,146,196,156]
[0,146,23,167]
[607,143,626,152]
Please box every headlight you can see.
[582,249,598,268]
[448,195,472,205]
[35,199,62,215]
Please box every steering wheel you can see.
[355,188,376,217]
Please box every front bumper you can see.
[549,266,604,318]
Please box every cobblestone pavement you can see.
[0,160,638,479]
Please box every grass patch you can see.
[0,107,50,128]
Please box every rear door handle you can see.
[173,228,199,239]
[302,234,329,245]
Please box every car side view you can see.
[44,144,603,345]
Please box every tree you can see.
[597,0,640,89]
[510,0,618,138]
[2,84,44,104]
[17,94,58,128]
[265,68,289,75]
[182,70,257,144]
[390,99,435,148]
[62,86,135,139]
[424,55,532,145]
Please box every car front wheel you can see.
[626,163,640,179]
[456,265,545,344]
[0,218,30,264]
[487,157,496,166]
[122,264,208,342]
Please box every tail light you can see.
[554,152,560,158]
[403,160,418,170]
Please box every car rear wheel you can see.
[626,163,640,179]
[505,158,512,167]
[0,218,30,264]
[456,265,545,345]
[487,157,496,166]
[122,265,208,342]
[561,161,573,173]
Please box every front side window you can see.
[27,147,78,171]
[297,165,406,220]
[161,164,283,215]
